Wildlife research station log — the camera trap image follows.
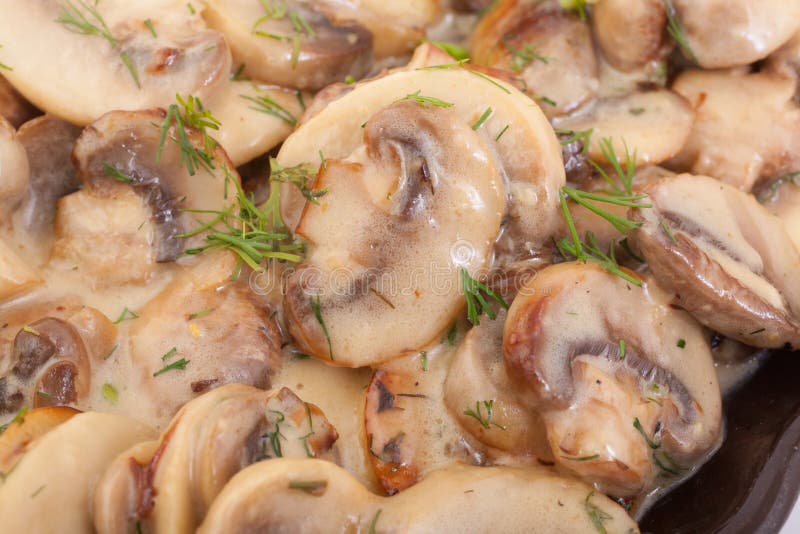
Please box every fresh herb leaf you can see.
[288,479,328,495]
[460,268,508,326]
[153,358,190,377]
[561,453,600,462]
[369,508,383,534]
[231,63,249,81]
[241,93,297,126]
[102,383,119,404]
[22,325,40,336]
[432,41,470,61]
[495,124,510,141]
[633,417,660,449]
[618,339,626,360]
[420,350,428,372]
[188,308,214,320]
[395,90,454,108]
[555,128,593,155]
[269,158,326,205]
[310,294,333,360]
[659,218,678,244]
[103,344,118,361]
[463,400,506,430]
[663,0,698,63]
[161,347,178,361]
[677,338,686,349]
[0,406,28,434]
[0,45,11,71]
[503,39,551,73]
[584,491,612,534]
[144,18,157,38]
[156,94,220,176]
[113,307,139,324]
[102,162,133,183]
[444,322,458,345]
[472,107,492,130]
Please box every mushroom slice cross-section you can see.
[202,0,373,91]
[503,262,723,496]
[0,0,231,125]
[284,100,505,366]
[197,459,640,533]
[278,67,565,252]
[72,109,236,262]
[630,174,800,349]
[93,383,338,534]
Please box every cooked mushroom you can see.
[94,383,337,534]
[669,0,800,69]
[0,115,29,214]
[313,0,443,58]
[127,252,283,419]
[284,101,504,367]
[444,309,551,457]
[757,174,800,252]
[0,75,38,129]
[629,174,800,349]
[592,0,667,72]
[0,0,231,125]
[0,406,80,477]
[504,262,722,496]
[278,68,564,242]
[552,90,695,167]
[365,345,489,495]
[72,109,234,263]
[198,459,640,533]
[670,70,800,192]
[0,238,42,303]
[470,0,599,118]
[202,0,372,91]
[15,115,82,236]
[0,411,155,533]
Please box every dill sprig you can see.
[241,93,297,126]
[156,94,220,176]
[153,358,190,377]
[252,1,315,69]
[555,128,593,155]
[269,158,326,205]
[310,294,333,360]
[395,90,454,108]
[56,0,140,87]
[460,269,508,326]
[556,228,642,287]
[431,41,470,61]
[503,39,551,73]
[662,0,698,63]
[584,492,612,534]
[472,107,492,130]
[463,400,506,430]
[559,0,594,21]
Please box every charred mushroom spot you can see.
[191,378,221,394]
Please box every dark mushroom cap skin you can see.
[629,174,800,349]
[503,262,722,496]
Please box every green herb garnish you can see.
[472,107,492,130]
[310,294,333,360]
[395,90,454,108]
[663,0,698,63]
[113,307,139,324]
[460,269,508,326]
[584,491,612,534]
[463,400,506,430]
[153,358,190,377]
[241,93,297,126]
[102,383,119,404]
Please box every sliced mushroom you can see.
[15,115,82,237]
[504,263,722,496]
[670,70,800,192]
[670,0,800,68]
[0,406,80,477]
[202,0,372,91]
[0,412,155,533]
[72,109,235,262]
[279,68,564,243]
[313,0,443,58]
[127,252,282,420]
[470,0,599,118]
[0,115,29,214]
[444,309,551,457]
[0,75,39,129]
[205,80,307,166]
[629,174,800,349]
[198,459,640,533]
[552,90,695,167]
[94,383,337,534]
[284,101,504,366]
[592,0,667,72]
[365,345,488,495]
[758,175,800,252]
[51,188,159,287]
[0,0,231,125]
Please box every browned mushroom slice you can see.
[444,309,551,457]
[670,70,800,192]
[365,346,488,495]
[72,109,234,263]
[629,174,800,349]
[94,384,338,534]
[0,405,79,477]
[0,0,231,125]
[198,459,640,533]
[470,0,598,118]
[0,115,28,214]
[0,412,155,533]
[669,0,800,68]
[127,252,282,419]
[0,75,38,129]
[202,0,372,91]
[552,90,695,167]
[504,262,722,497]
[15,115,82,236]
[283,101,505,367]
[592,0,667,72]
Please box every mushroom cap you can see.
[94,383,337,534]
[552,90,695,167]
[278,67,565,246]
[0,412,155,533]
[504,262,722,495]
[592,0,667,72]
[284,99,506,366]
[671,0,800,68]
[670,69,800,192]
[197,459,640,533]
[202,0,373,91]
[630,174,800,349]
[72,109,235,262]
[470,0,599,118]
[0,0,231,125]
